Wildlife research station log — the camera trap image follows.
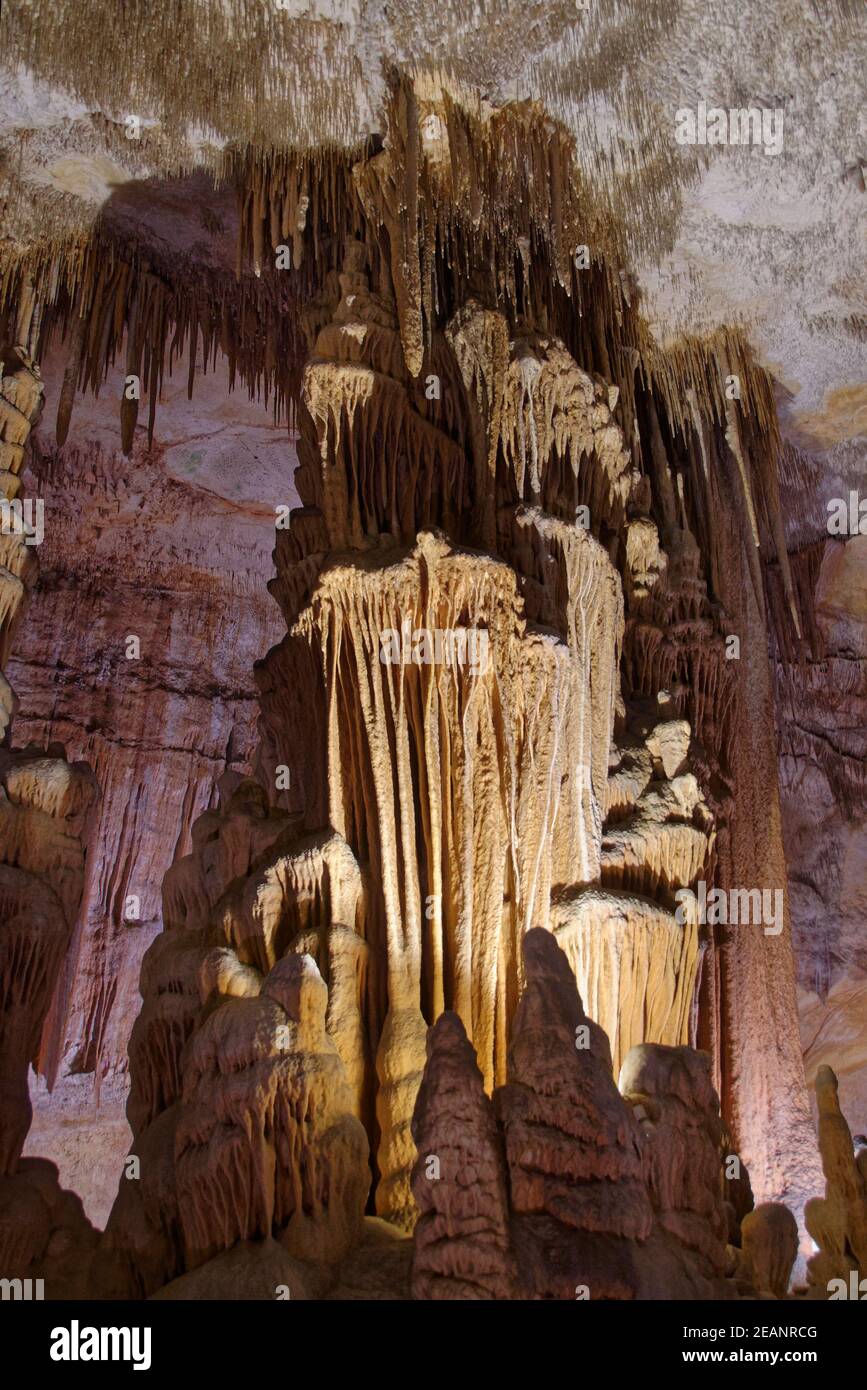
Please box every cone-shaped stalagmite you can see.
[410,1012,517,1300]
[494,929,652,1298]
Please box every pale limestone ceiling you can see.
[1,0,864,475]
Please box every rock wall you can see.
[7,348,286,1224]
[0,335,100,1295]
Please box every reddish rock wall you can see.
[8,346,288,1222]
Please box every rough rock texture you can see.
[410,930,767,1300]
[621,1043,732,1298]
[93,776,370,1299]
[175,952,368,1271]
[410,1011,517,1300]
[739,1203,799,1299]
[0,337,101,1294]
[1,4,861,1285]
[247,223,820,1225]
[8,348,285,1224]
[495,930,652,1299]
[804,1065,867,1299]
[777,536,867,1139]
[0,747,97,1173]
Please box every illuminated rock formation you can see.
[0,347,42,674]
[249,234,732,1224]
[410,1011,517,1300]
[1,28,850,1293]
[410,933,656,1300]
[175,952,368,1271]
[495,929,652,1298]
[0,749,97,1173]
[804,1065,867,1299]
[95,776,370,1298]
[409,931,775,1300]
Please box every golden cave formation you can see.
[0,51,864,1308]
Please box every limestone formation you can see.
[739,1203,799,1299]
[0,749,97,1173]
[620,1043,731,1298]
[2,4,862,1307]
[408,932,774,1301]
[95,778,371,1297]
[805,1065,867,1298]
[0,335,101,1294]
[410,1011,517,1300]
[175,952,368,1271]
[495,930,652,1298]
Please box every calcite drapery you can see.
[104,106,819,1262]
[251,239,717,1223]
[175,952,368,1270]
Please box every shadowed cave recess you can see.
[0,0,865,1304]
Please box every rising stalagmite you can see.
[804,1065,867,1299]
[410,929,774,1300]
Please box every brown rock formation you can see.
[805,1064,867,1298]
[0,336,100,1293]
[495,929,652,1299]
[739,1203,799,1298]
[409,931,774,1300]
[7,352,285,1224]
[0,59,844,1294]
[95,776,370,1298]
[175,952,368,1271]
[620,1042,731,1298]
[0,748,97,1172]
[410,1011,517,1300]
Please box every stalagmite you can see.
[0,45,839,1302]
[98,774,372,1296]
[620,1043,732,1299]
[410,1012,517,1300]
[175,953,369,1273]
[804,1065,867,1299]
[494,930,652,1299]
[739,1203,799,1298]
